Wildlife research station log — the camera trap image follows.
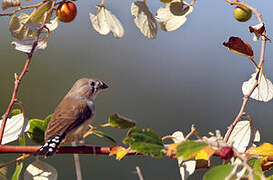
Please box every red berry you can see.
[57,1,77,23]
[219,146,234,160]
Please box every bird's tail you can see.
[34,134,65,157]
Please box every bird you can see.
[35,78,108,157]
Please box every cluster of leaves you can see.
[3,107,273,179]
[2,0,196,54]
[223,23,273,102]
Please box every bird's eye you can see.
[90,81,95,86]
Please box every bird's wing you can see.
[45,96,93,141]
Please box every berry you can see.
[233,5,252,22]
[56,1,77,23]
[219,146,234,160]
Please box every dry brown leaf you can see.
[223,36,254,59]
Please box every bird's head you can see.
[67,78,108,99]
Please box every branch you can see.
[0,0,48,16]
[0,1,56,144]
[224,0,268,143]
[0,145,140,155]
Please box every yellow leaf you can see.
[116,148,130,160]
[166,143,178,158]
[109,146,129,160]
[247,143,273,156]
[195,146,215,161]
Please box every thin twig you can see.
[72,142,83,180]
[224,0,267,143]
[0,1,56,144]
[136,166,144,180]
[233,149,254,180]
[0,1,48,16]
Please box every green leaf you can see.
[203,164,234,180]
[92,130,117,145]
[26,114,51,144]
[108,113,136,129]
[31,1,53,24]
[267,175,273,180]
[123,128,164,158]
[253,158,264,175]
[176,141,207,161]
[248,158,265,179]
[12,162,23,180]
[11,109,21,116]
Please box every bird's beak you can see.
[100,82,108,89]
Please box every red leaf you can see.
[249,23,265,35]
[223,36,254,58]
[249,23,265,41]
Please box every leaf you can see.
[11,34,49,53]
[89,7,110,35]
[46,17,59,31]
[123,128,164,157]
[9,13,33,40]
[108,113,136,129]
[2,0,20,11]
[91,130,117,145]
[11,109,21,116]
[242,72,273,102]
[223,36,254,58]
[30,1,53,24]
[170,131,196,179]
[109,146,130,160]
[195,146,215,168]
[203,164,235,180]
[178,160,196,180]
[156,1,193,32]
[0,113,30,144]
[89,6,124,38]
[24,160,58,180]
[26,114,51,144]
[25,17,58,33]
[172,131,185,143]
[103,8,124,38]
[9,2,54,40]
[253,158,264,175]
[248,158,266,178]
[0,163,8,180]
[225,120,254,153]
[166,143,178,158]
[247,143,273,156]
[249,23,265,41]
[176,141,207,161]
[262,161,273,172]
[12,162,23,180]
[131,1,157,39]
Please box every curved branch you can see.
[224,0,268,143]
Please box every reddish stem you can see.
[0,2,56,144]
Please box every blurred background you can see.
[0,0,273,179]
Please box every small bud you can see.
[219,146,234,160]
